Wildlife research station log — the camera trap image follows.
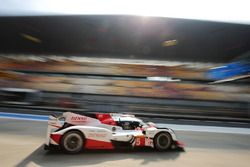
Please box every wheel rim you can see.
[156,133,171,150]
[64,133,82,152]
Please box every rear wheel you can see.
[61,131,84,154]
[154,132,172,151]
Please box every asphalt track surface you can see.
[0,114,250,167]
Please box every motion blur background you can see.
[0,0,249,122]
[0,1,250,166]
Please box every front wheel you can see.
[61,131,84,154]
[154,132,172,151]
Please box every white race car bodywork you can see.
[45,112,183,152]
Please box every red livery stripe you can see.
[96,113,117,126]
[50,134,62,144]
[85,139,114,149]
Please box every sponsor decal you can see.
[88,133,107,138]
[71,116,87,122]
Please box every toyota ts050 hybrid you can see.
[44,112,184,153]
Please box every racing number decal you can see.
[136,138,141,146]
[135,136,145,146]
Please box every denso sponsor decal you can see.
[71,116,87,122]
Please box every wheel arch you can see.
[153,131,173,151]
[154,128,177,141]
[154,131,172,140]
[60,129,86,145]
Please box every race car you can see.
[44,112,184,153]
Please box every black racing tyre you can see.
[61,131,84,154]
[154,132,172,151]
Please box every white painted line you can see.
[0,116,47,122]
[0,112,49,122]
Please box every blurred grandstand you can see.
[0,15,249,122]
